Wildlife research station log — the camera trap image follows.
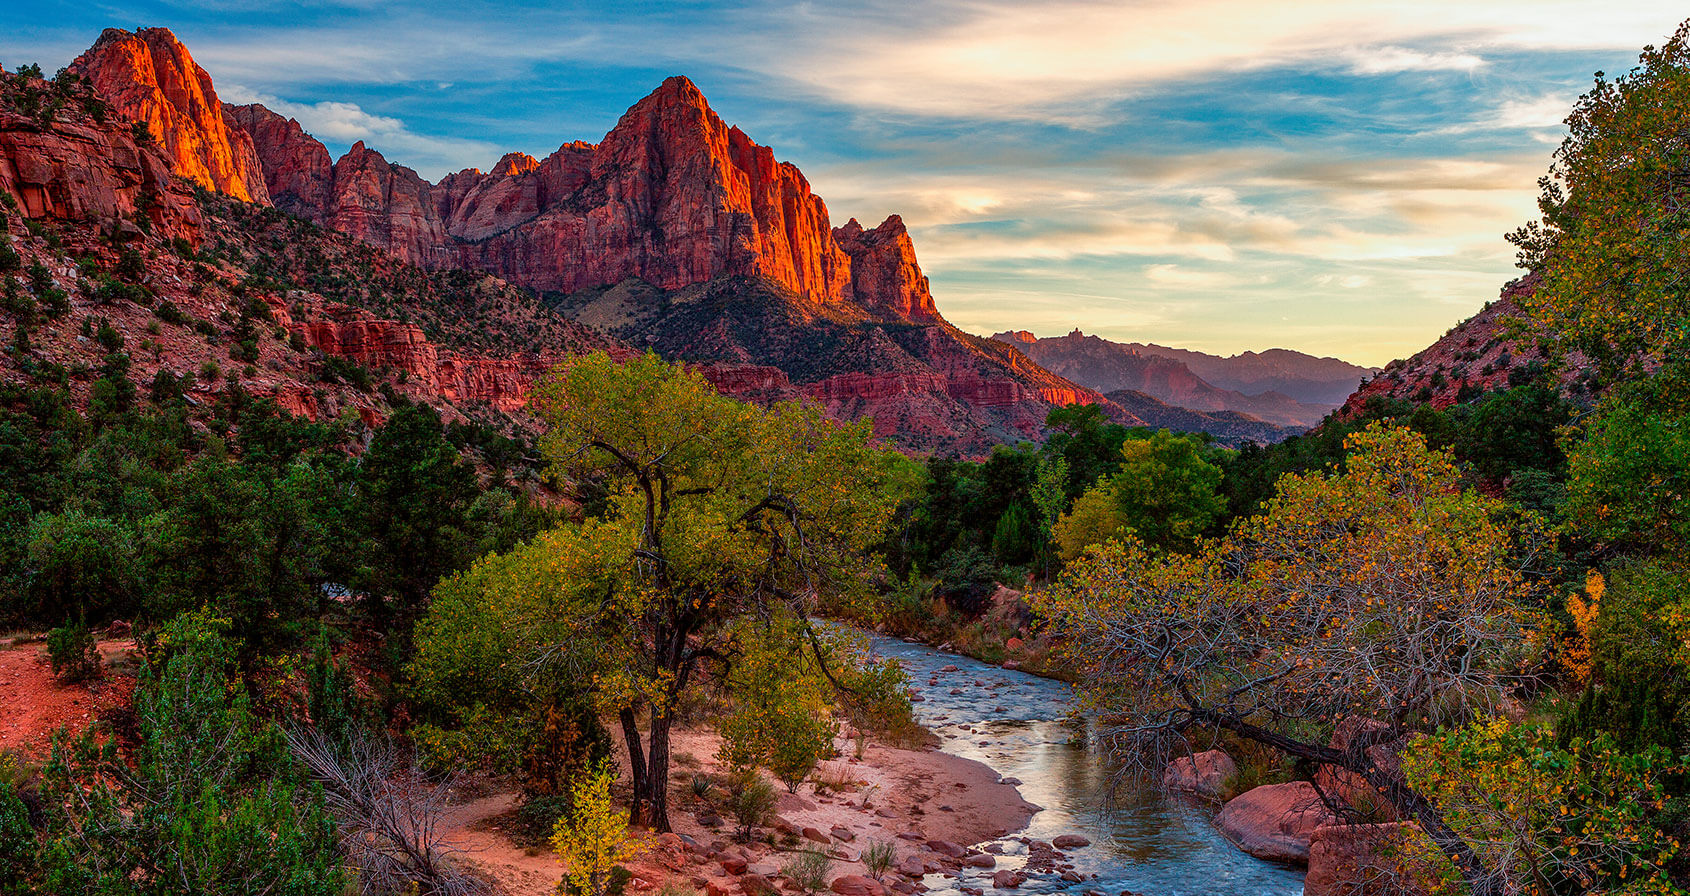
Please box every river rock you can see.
[991,870,1026,889]
[897,856,927,878]
[1216,782,1339,864]
[1161,750,1238,800]
[1052,834,1091,849]
[1305,823,1413,896]
[741,875,780,896]
[964,853,996,868]
[829,875,886,896]
[941,665,959,672]
[925,839,966,859]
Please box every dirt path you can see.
[438,790,563,896]
[0,637,137,758]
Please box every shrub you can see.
[40,613,344,895]
[861,840,896,882]
[725,773,777,841]
[0,777,33,894]
[154,300,188,325]
[552,759,640,896]
[113,247,145,282]
[781,850,831,894]
[45,620,100,682]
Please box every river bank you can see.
[868,635,1305,896]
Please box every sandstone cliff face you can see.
[267,297,572,413]
[224,103,332,220]
[61,30,1110,453]
[72,28,268,204]
[834,215,938,321]
[221,76,940,321]
[0,107,200,242]
[326,142,451,266]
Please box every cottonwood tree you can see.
[1509,18,1690,374]
[416,352,906,831]
[1036,425,1541,896]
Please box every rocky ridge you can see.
[1337,275,1585,415]
[994,329,1341,431]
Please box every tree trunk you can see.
[1357,762,1500,896]
[620,708,648,826]
[644,710,673,832]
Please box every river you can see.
[867,635,1306,896]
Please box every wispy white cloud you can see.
[1341,45,1487,75]
[220,85,497,177]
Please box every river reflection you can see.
[868,635,1305,896]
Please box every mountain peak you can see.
[491,151,539,176]
[73,25,269,203]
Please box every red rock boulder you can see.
[1161,749,1238,800]
[829,875,886,896]
[1216,782,1338,864]
[1305,823,1417,896]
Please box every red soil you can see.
[0,637,138,759]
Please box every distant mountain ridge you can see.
[992,329,1371,430]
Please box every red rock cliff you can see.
[72,28,269,204]
[219,76,945,323]
[834,215,939,321]
[0,97,200,242]
[224,103,332,220]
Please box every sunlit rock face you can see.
[73,28,269,204]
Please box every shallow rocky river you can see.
[869,635,1305,896]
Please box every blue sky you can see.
[6,1,1684,365]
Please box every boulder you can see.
[990,870,1025,889]
[1305,823,1416,896]
[924,839,966,859]
[831,826,856,842]
[1161,750,1238,800]
[722,857,748,875]
[829,875,886,896]
[803,827,831,844]
[1052,834,1091,849]
[1315,718,1406,821]
[706,882,732,896]
[1216,782,1339,864]
[740,875,780,896]
[963,854,996,868]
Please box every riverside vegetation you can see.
[3,18,1690,896]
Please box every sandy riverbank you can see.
[446,723,1041,896]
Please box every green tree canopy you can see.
[1510,19,1690,372]
[415,352,908,831]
